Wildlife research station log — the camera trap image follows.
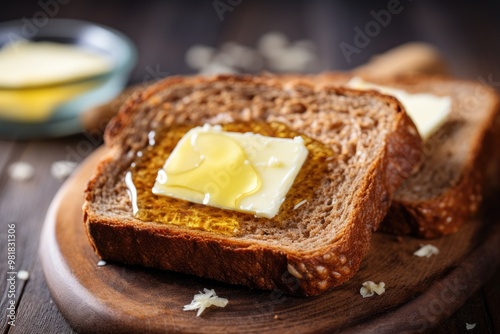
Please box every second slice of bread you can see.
[83,75,422,296]
[379,77,500,238]
[310,73,500,238]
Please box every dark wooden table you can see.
[1,1,499,333]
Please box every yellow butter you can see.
[0,41,111,88]
[153,124,309,218]
[347,77,452,140]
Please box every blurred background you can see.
[3,0,500,83]
[2,0,500,138]
[1,1,500,333]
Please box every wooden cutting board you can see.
[40,147,500,334]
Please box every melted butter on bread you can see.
[153,124,308,219]
[126,121,332,235]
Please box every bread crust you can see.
[83,75,422,296]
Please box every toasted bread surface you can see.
[83,75,422,295]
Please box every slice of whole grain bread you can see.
[313,73,500,238]
[379,76,500,238]
[83,75,422,296]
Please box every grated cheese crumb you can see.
[466,323,476,330]
[414,244,439,258]
[8,162,34,181]
[293,199,307,210]
[360,281,385,298]
[183,288,228,316]
[51,160,77,180]
[17,270,29,280]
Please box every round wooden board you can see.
[40,147,500,334]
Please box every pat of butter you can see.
[347,77,452,140]
[153,124,309,218]
[0,41,111,88]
